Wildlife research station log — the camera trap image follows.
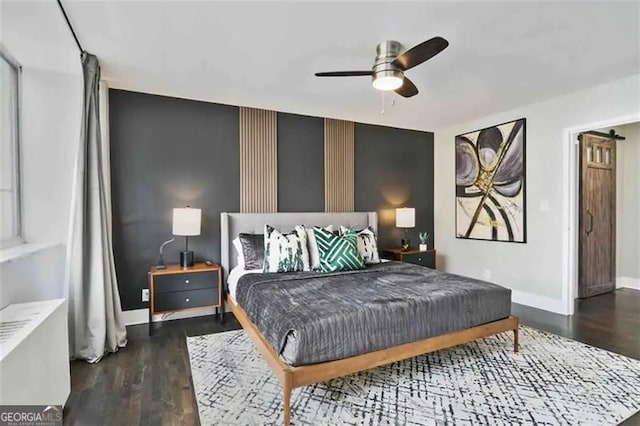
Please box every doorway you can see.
[576,122,639,300]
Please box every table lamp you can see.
[173,206,201,267]
[396,207,415,251]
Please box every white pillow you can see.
[306,225,334,270]
[232,237,245,268]
[263,225,310,272]
[340,226,380,264]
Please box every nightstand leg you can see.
[148,308,153,336]
[218,269,224,324]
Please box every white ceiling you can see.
[1,0,81,76]
[2,1,639,131]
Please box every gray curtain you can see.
[65,52,127,362]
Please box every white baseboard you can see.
[121,309,148,326]
[616,277,640,290]
[511,289,568,315]
[122,305,231,326]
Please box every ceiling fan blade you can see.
[392,36,449,71]
[395,77,418,98]
[315,71,373,77]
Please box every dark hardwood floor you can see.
[512,288,640,360]
[64,289,640,425]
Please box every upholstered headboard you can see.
[220,211,377,280]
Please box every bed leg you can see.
[283,374,292,426]
[513,321,520,353]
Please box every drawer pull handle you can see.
[185,298,190,302]
[418,257,422,261]
[185,279,190,284]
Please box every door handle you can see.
[585,211,593,235]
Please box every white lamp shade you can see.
[172,207,201,236]
[396,208,415,228]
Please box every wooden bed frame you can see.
[228,294,519,426]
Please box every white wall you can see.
[20,68,80,244]
[0,68,81,308]
[434,75,640,314]
[610,122,640,282]
[0,4,82,308]
[0,244,66,306]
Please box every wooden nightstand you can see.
[382,248,436,269]
[148,262,223,335]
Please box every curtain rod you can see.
[56,0,85,55]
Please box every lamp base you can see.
[180,251,194,267]
[401,238,410,251]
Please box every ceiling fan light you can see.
[372,75,403,91]
[371,67,404,91]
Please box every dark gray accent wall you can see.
[110,89,239,310]
[110,89,434,311]
[355,123,434,250]
[277,113,324,211]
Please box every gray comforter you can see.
[235,261,511,366]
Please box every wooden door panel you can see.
[584,168,613,290]
[579,134,616,298]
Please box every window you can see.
[0,47,21,248]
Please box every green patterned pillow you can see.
[313,226,364,273]
[263,225,310,273]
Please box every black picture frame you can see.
[454,117,527,244]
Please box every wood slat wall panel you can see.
[324,119,354,212]
[239,107,277,213]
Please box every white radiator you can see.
[0,299,70,406]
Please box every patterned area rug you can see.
[186,327,640,425]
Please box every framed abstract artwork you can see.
[455,118,526,243]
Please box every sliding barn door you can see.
[578,133,616,298]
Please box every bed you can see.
[221,212,519,425]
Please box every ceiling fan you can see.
[315,37,449,98]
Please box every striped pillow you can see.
[313,227,364,273]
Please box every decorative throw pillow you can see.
[238,233,264,270]
[263,225,310,273]
[306,225,334,270]
[314,227,364,273]
[340,226,380,264]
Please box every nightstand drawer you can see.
[403,252,435,268]
[154,287,219,312]
[153,271,216,293]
